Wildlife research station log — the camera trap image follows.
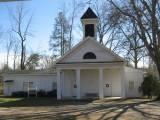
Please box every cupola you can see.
[81,7,98,39]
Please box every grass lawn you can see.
[0,97,159,120]
[0,97,22,103]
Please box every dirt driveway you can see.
[0,98,159,120]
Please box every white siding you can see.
[80,69,99,97]
[124,67,143,97]
[3,74,56,96]
[60,39,119,63]
[61,70,76,97]
[103,69,122,97]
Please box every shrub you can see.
[11,90,57,98]
[46,89,57,97]
[37,90,46,97]
[140,74,160,98]
[12,91,28,97]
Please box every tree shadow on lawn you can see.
[59,100,160,120]
[0,96,127,107]
[0,98,160,120]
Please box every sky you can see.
[0,0,88,67]
[0,0,147,68]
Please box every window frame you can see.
[83,52,96,59]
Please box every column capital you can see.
[56,68,61,71]
[99,67,104,70]
[75,68,81,71]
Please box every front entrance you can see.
[61,70,76,98]
[72,79,77,97]
[104,80,112,96]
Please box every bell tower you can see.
[81,7,98,39]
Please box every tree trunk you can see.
[134,49,138,69]
[135,60,138,69]
[13,60,16,70]
[21,41,25,70]
[6,54,9,68]
[156,62,160,79]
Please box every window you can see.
[23,81,33,91]
[83,52,96,59]
[85,24,94,37]
[4,80,14,86]
[129,81,134,90]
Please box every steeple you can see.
[81,7,98,39]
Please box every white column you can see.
[121,66,126,98]
[99,68,104,99]
[76,68,81,99]
[57,69,61,100]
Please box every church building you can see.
[3,8,143,99]
[55,8,143,99]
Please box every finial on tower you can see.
[81,7,98,39]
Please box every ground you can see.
[0,97,159,120]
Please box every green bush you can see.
[46,89,57,97]
[37,90,46,97]
[11,90,57,97]
[140,74,160,98]
[12,91,28,97]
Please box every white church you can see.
[3,8,143,99]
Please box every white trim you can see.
[76,68,81,99]
[55,37,126,64]
[55,37,90,64]
[121,66,126,98]
[57,69,61,99]
[99,68,104,99]
[91,39,125,61]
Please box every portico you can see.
[56,62,125,100]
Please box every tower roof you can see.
[81,7,98,19]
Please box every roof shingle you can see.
[81,7,98,19]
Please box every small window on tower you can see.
[85,24,94,37]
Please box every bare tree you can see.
[25,53,40,70]
[89,1,124,53]
[119,19,146,68]
[49,11,70,57]
[108,0,160,77]
[6,32,13,68]
[40,55,55,70]
[10,3,33,70]
[13,41,19,70]
[68,0,84,49]
[93,1,111,44]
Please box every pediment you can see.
[56,37,125,64]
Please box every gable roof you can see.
[81,7,98,19]
[56,37,125,64]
